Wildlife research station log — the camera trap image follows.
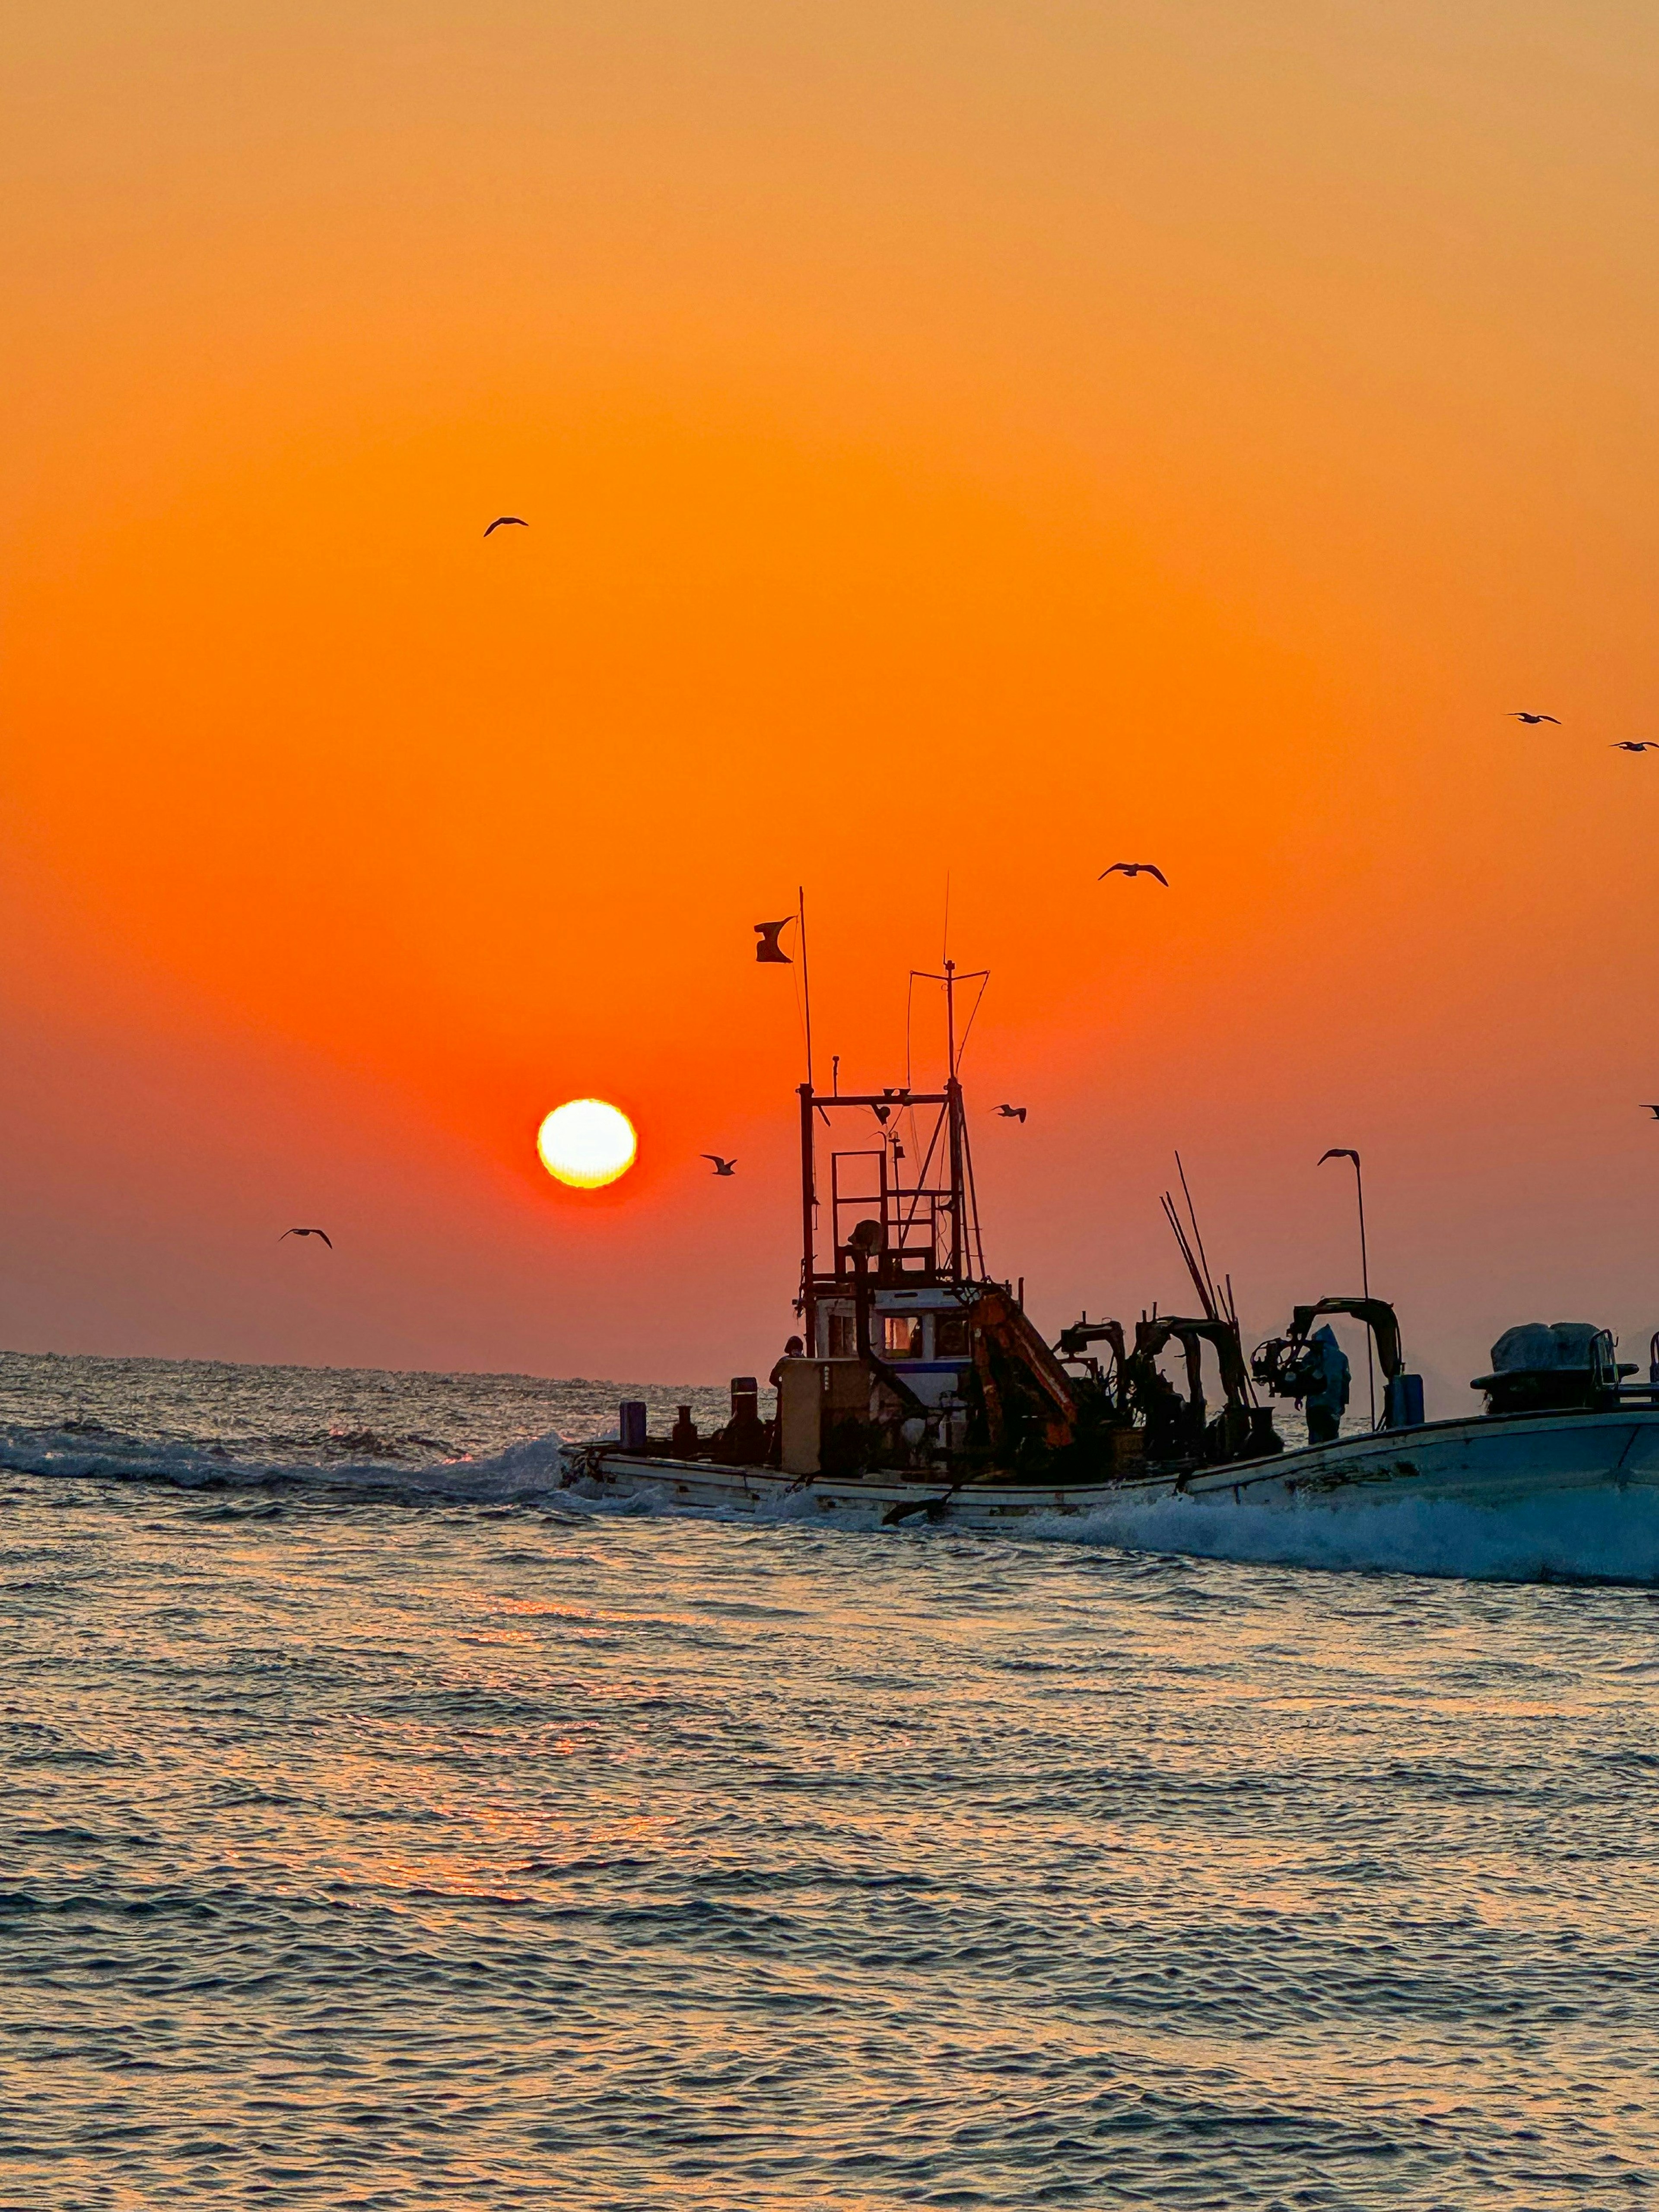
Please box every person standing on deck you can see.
[1304,1324,1351,1445]
[769,1336,805,1389]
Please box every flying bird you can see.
[280,1228,333,1248]
[1099,862,1169,885]
[996,1104,1028,1122]
[702,1155,737,1176]
[754,917,794,964]
[1612,742,1657,752]
[1510,712,1560,725]
[483,516,527,536]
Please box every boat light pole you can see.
[1319,1147,1374,1427]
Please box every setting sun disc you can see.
[537,1098,637,1190]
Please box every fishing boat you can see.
[559,967,1659,1578]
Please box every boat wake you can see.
[1023,1482,1659,1585]
[5,1413,1657,1583]
[0,1352,731,1507]
[0,1421,581,1504]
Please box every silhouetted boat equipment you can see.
[565,969,1659,1574]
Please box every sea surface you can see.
[1,1349,1656,2209]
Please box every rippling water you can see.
[3,1352,1657,2207]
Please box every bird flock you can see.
[1511,710,1653,752]
[701,705,1659,1171]
[1513,717,1659,1122]
[251,534,1659,1240]
[474,516,1659,1174]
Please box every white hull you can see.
[566,1407,1659,1581]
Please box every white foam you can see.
[6,1420,1657,1582]
[1019,1482,1659,1584]
[545,1464,1659,1578]
[0,1424,581,1503]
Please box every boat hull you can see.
[565,1406,1659,1580]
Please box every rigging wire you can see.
[953,970,991,1068]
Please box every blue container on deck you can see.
[619,1400,648,1450]
[1385,1373,1425,1428]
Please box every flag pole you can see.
[798,884,814,1094]
[1353,1152,1375,1426]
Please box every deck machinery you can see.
[635,967,1446,1484]
[772,963,1284,1483]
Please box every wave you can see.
[0,1422,583,1502]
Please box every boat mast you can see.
[945,960,965,1280]
[795,951,987,1350]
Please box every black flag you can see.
[754,918,794,964]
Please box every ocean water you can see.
[2,1352,1657,2209]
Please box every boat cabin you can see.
[798,973,995,1417]
[815,1285,977,1408]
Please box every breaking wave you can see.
[0,1348,731,1505]
[0,1420,583,1501]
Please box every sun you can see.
[537,1098,638,1190]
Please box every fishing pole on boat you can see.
[1175,1155,1219,1311]
[1159,1160,1262,1415]
[1161,1193,1217,1319]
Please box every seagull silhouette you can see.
[995,1104,1027,1122]
[1613,742,1657,752]
[1510,712,1560,725]
[280,1228,333,1248]
[483,516,527,536]
[1099,862,1169,885]
[702,1155,737,1177]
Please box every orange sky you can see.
[3,2,1658,1405]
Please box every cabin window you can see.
[935,1315,969,1358]
[827,1311,856,1357]
[883,1314,923,1358]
